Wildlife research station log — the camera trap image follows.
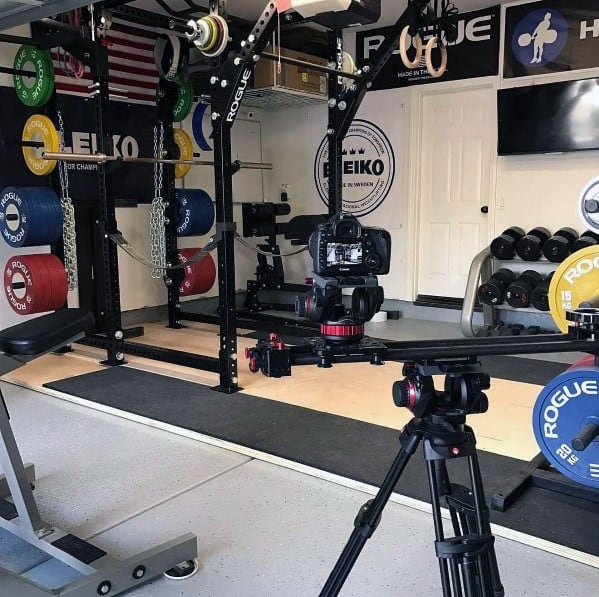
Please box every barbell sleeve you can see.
[572,423,599,452]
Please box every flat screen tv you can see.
[498,78,599,155]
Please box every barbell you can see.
[21,115,273,178]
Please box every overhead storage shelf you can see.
[243,85,327,110]
[0,1,99,32]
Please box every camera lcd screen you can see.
[327,242,363,266]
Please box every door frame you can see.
[405,77,498,301]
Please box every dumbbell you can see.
[477,269,517,305]
[530,272,554,312]
[490,227,525,260]
[571,230,599,253]
[542,228,579,263]
[505,270,543,308]
[515,227,551,261]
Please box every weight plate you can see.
[578,177,599,235]
[22,115,59,176]
[27,254,52,313]
[191,253,216,294]
[192,103,211,151]
[202,16,219,52]
[533,365,599,488]
[40,253,68,310]
[173,129,193,179]
[0,187,31,248]
[178,249,197,296]
[13,45,55,107]
[202,15,229,58]
[176,189,215,237]
[549,245,599,332]
[4,255,38,314]
[173,79,194,122]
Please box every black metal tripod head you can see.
[392,359,490,420]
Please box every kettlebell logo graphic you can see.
[512,9,568,68]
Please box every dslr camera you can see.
[309,213,391,277]
[296,214,391,344]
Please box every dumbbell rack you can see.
[461,247,558,337]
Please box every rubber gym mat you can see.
[242,335,568,386]
[46,367,599,557]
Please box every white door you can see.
[417,85,494,298]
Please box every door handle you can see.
[481,206,489,214]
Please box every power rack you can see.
[4,0,448,394]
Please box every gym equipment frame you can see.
[0,310,197,596]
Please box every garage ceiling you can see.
[132,0,515,21]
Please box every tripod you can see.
[320,363,505,597]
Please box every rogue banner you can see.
[356,6,500,90]
[504,0,599,78]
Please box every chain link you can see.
[149,123,167,279]
[57,111,78,291]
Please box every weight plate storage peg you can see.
[533,357,599,488]
[173,129,194,179]
[515,227,551,261]
[477,269,516,305]
[542,228,579,263]
[490,227,525,260]
[173,79,194,122]
[571,230,599,254]
[22,114,60,176]
[176,189,215,237]
[177,249,216,296]
[13,45,55,107]
[530,272,554,312]
[505,270,543,308]
[0,187,63,248]
[4,253,67,315]
[549,245,599,332]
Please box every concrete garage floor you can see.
[1,384,597,596]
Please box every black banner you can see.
[504,0,599,79]
[356,6,500,91]
[0,87,156,204]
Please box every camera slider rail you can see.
[247,321,599,378]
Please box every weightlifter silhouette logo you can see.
[512,8,568,68]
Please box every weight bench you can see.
[0,309,197,596]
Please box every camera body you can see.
[309,213,391,278]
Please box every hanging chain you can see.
[149,123,167,279]
[57,110,78,291]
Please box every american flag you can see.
[52,17,160,106]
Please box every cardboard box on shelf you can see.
[253,46,328,95]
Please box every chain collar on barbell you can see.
[150,123,167,279]
[57,111,78,291]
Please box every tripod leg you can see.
[468,454,505,597]
[319,431,421,597]
[426,460,456,597]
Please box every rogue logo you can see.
[314,119,395,216]
[227,69,252,122]
[362,13,494,59]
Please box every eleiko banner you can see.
[504,0,599,78]
[356,6,500,90]
[0,86,156,204]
